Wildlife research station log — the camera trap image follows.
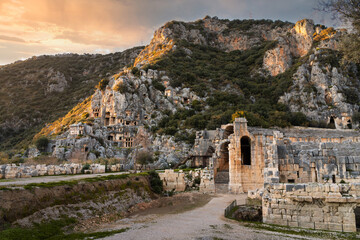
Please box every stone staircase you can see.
[215,171,229,194]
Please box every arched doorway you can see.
[241,136,251,165]
[328,116,336,129]
[215,142,230,184]
[347,120,352,129]
[355,207,360,231]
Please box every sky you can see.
[0,0,335,65]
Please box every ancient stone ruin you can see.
[192,117,360,232]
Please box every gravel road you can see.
[101,194,321,240]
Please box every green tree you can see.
[96,79,109,91]
[318,0,360,63]
[148,170,163,194]
[136,151,154,169]
[35,136,49,152]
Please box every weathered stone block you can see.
[287,221,299,227]
[328,223,343,232]
[343,224,356,232]
[299,221,315,229]
[315,222,328,230]
[298,215,311,222]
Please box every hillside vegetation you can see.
[147,38,309,135]
[0,47,143,150]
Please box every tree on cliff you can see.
[35,136,49,152]
[136,150,154,170]
[318,0,360,63]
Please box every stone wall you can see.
[159,169,201,192]
[199,169,215,193]
[159,169,186,192]
[263,183,360,232]
[0,164,123,179]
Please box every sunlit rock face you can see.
[263,19,317,76]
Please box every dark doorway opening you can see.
[241,136,251,165]
[347,120,352,129]
[218,143,229,171]
[355,207,360,231]
[215,142,230,184]
[328,116,336,129]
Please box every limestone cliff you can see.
[135,16,292,67]
[25,16,360,165]
[279,48,360,128]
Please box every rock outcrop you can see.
[135,16,292,67]
[279,48,359,128]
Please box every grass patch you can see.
[22,174,133,189]
[0,218,129,240]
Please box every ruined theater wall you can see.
[277,140,360,184]
[263,183,360,232]
[229,119,268,193]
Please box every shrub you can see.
[131,67,141,77]
[152,80,166,92]
[353,112,360,123]
[148,170,163,194]
[96,79,109,91]
[136,151,154,169]
[344,88,359,105]
[81,163,91,174]
[35,136,49,152]
[114,82,128,94]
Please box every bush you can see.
[344,88,359,105]
[131,67,141,77]
[148,170,163,194]
[152,80,166,92]
[114,82,128,94]
[96,79,109,91]
[136,151,154,169]
[81,163,91,174]
[35,136,49,152]
[353,112,360,123]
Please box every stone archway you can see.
[355,207,360,231]
[347,119,352,129]
[328,116,336,129]
[215,141,230,184]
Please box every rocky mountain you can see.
[1,16,360,165]
[0,47,143,150]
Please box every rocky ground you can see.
[97,193,323,240]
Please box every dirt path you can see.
[100,194,321,240]
[0,172,129,186]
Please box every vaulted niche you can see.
[347,120,352,129]
[241,136,251,165]
[355,207,360,231]
[328,116,336,129]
